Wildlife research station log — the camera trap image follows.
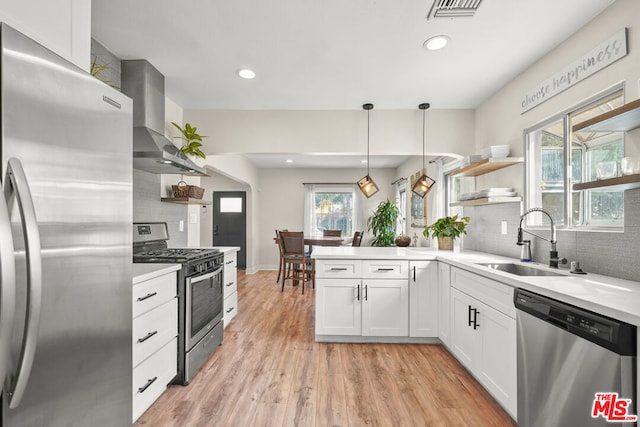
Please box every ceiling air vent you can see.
[427,0,482,19]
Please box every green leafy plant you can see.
[367,200,399,247]
[423,215,470,239]
[89,56,118,89]
[171,122,207,159]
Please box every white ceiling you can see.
[245,153,414,169]
[91,0,616,111]
[91,0,616,169]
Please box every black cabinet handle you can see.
[377,268,394,271]
[226,282,234,287]
[413,266,416,282]
[330,267,348,271]
[473,309,480,330]
[137,331,158,343]
[364,285,368,301]
[356,284,360,301]
[468,305,473,327]
[226,260,234,264]
[137,292,157,302]
[226,307,234,313]
[138,377,158,393]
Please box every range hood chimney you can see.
[121,60,207,176]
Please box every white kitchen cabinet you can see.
[132,268,178,423]
[315,259,409,339]
[449,267,517,419]
[315,278,362,335]
[409,261,438,338]
[361,279,409,336]
[222,250,238,327]
[0,0,90,70]
[437,262,451,346]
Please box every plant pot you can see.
[395,235,411,247]
[437,236,454,250]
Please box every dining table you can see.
[303,235,345,250]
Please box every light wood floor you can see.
[135,271,517,427]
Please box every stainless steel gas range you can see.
[133,222,224,385]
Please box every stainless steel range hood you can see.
[121,60,207,176]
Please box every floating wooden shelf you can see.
[450,197,522,207]
[572,174,640,191]
[448,157,524,177]
[573,98,640,133]
[161,197,212,205]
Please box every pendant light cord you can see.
[422,108,426,170]
[367,108,370,176]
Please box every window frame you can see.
[304,183,359,237]
[524,83,625,230]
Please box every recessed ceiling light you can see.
[361,159,368,164]
[286,159,293,163]
[237,68,256,79]
[423,35,450,51]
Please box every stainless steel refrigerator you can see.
[0,23,133,426]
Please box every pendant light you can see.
[411,103,436,198]
[357,103,379,198]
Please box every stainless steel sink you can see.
[475,263,564,277]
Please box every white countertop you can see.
[133,263,181,284]
[312,246,640,326]
[200,246,240,255]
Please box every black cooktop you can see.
[133,247,221,263]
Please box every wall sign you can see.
[521,28,627,114]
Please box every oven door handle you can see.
[188,266,223,284]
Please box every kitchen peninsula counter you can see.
[311,246,640,327]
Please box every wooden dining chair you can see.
[280,231,315,294]
[275,229,287,284]
[352,231,363,247]
[323,229,342,237]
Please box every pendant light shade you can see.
[358,103,379,198]
[412,103,436,198]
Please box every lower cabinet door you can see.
[438,262,451,346]
[132,337,178,422]
[361,279,409,337]
[315,279,362,336]
[449,288,480,370]
[476,301,517,418]
[409,261,438,337]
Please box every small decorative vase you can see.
[395,235,411,247]
[437,236,454,250]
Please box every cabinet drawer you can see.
[362,260,408,279]
[315,260,362,278]
[224,252,237,270]
[132,337,177,422]
[223,275,237,298]
[451,267,515,318]
[224,291,238,327]
[133,298,178,367]
[133,272,177,317]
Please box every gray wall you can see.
[90,38,121,89]
[133,169,188,247]
[463,188,640,281]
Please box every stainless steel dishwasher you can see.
[515,288,636,427]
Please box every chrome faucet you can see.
[518,207,567,268]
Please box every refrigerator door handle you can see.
[4,158,42,409]
[0,176,17,392]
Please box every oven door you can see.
[185,266,223,350]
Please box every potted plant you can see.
[367,200,399,247]
[423,215,470,250]
[171,122,207,159]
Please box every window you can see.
[303,184,362,236]
[395,179,407,236]
[525,87,625,228]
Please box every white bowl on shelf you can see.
[621,157,640,175]
[480,145,510,159]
